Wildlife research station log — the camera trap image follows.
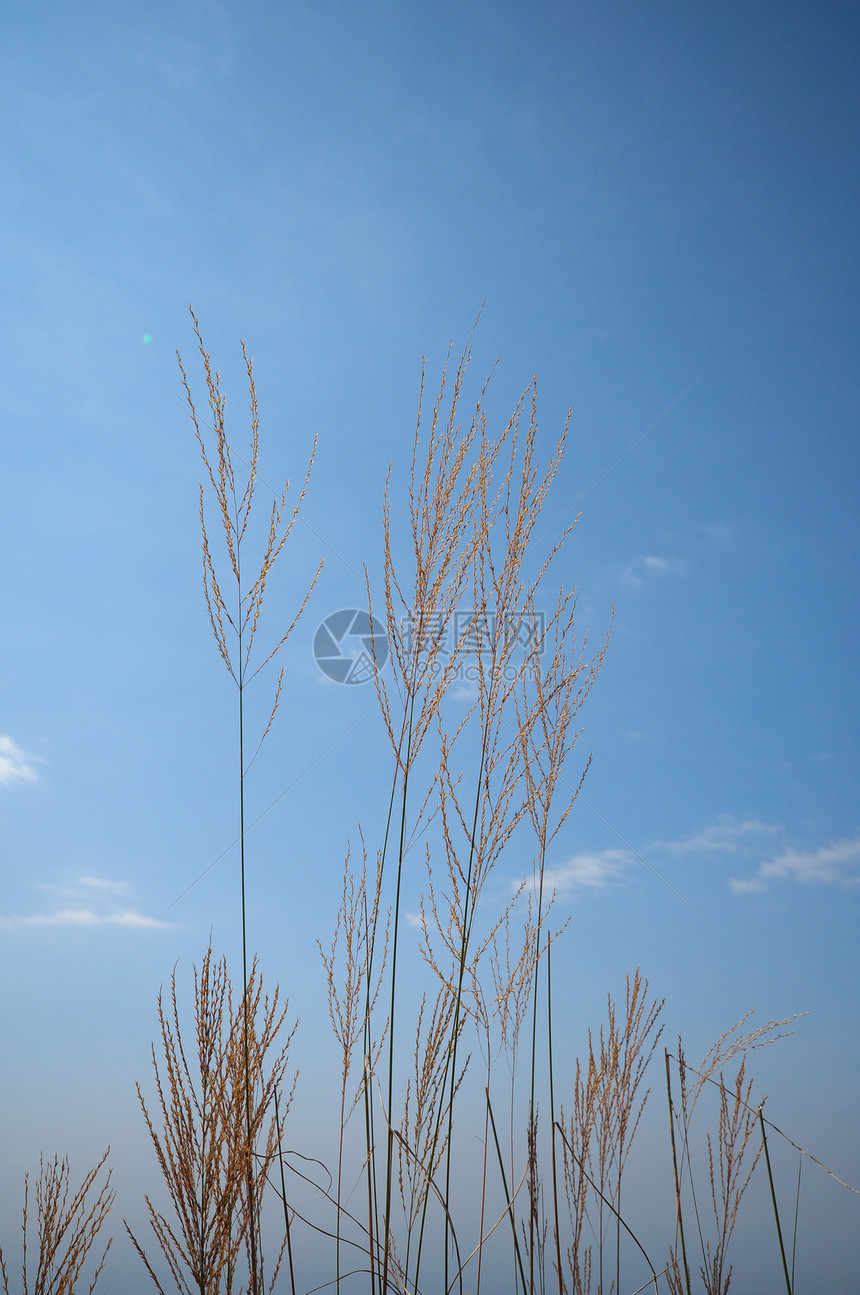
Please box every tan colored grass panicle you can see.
[0,1149,113,1295]
[556,971,664,1295]
[127,945,297,1295]
[178,306,322,737]
[665,1011,801,1295]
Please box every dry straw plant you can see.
[0,1152,113,1295]
[3,314,856,1294]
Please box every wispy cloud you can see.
[76,875,134,895]
[19,908,100,927]
[522,848,631,898]
[729,877,768,895]
[731,837,860,894]
[0,875,172,930]
[656,816,782,853]
[0,735,39,786]
[621,554,688,589]
[106,908,171,929]
[512,814,858,905]
[657,815,860,895]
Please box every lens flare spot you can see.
[142,333,153,344]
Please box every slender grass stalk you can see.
[791,1156,802,1293]
[665,1049,692,1295]
[179,309,320,1292]
[544,933,563,1295]
[474,1028,492,1295]
[486,1087,530,1295]
[319,846,388,1293]
[676,1048,709,1290]
[273,1089,297,1295]
[380,715,416,1295]
[759,1108,794,1295]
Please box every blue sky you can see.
[1,0,858,1289]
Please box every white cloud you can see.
[0,874,172,930]
[106,909,170,929]
[507,815,860,905]
[728,836,860,894]
[0,735,39,787]
[77,875,134,895]
[729,877,767,895]
[524,848,631,897]
[646,816,860,895]
[621,554,688,589]
[19,908,100,927]
[758,838,860,886]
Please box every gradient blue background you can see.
[1,1,858,1289]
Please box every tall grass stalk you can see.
[367,346,593,1293]
[178,309,320,1294]
[758,1109,793,1295]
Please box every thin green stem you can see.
[235,543,259,1295]
[528,836,549,1293]
[791,1156,802,1293]
[759,1108,793,1295]
[486,1088,529,1295]
[545,928,563,1295]
[380,698,416,1295]
[665,1051,692,1295]
[274,1089,297,1295]
[362,767,399,1295]
[442,733,488,1290]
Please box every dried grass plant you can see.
[3,320,853,1295]
[127,946,297,1295]
[117,318,854,1295]
[0,1151,112,1295]
[664,1013,800,1295]
[175,309,320,1295]
[360,342,609,1295]
[553,972,663,1295]
[304,337,851,1295]
[318,845,389,1291]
